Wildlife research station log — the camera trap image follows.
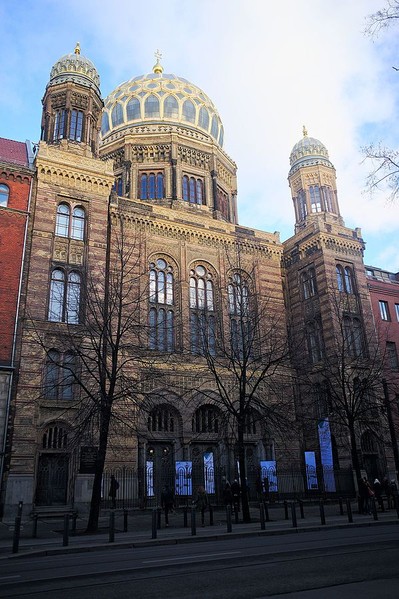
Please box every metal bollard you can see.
[394,495,399,519]
[157,507,161,530]
[234,504,239,524]
[151,509,157,539]
[17,501,23,518]
[109,511,115,543]
[123,509,128,533]
[284,500,289,520]
[32,514,38,539]
[298,499,305,519]
[291,502,297,528]
[63,514,70,547]
[339,497,344,516]
[12,516,22,554]
[259,503,265,530]
[209,504,214,526]
[71,513,77,536]
[346,498,353,523]
[319,500,326,525]
[226,505,232,533]
[372,497,378,521]
[183,506,188,528]
[191,507,196,536]
[263,501,270,522]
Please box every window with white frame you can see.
[149,258,174,351]
[55,203,85,240]
[379,300,390,321]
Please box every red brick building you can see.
[0,138,35,509]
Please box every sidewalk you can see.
[1,502,398,560]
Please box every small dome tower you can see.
[41,43,103,156]
[288,127,343,232]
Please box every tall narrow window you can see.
[53,109,66,140]
[145,95,160,118]
[164,95,178,118]
[228,273,251,358]
[306,320,323,363]
[149,258,174,351]
[0,184,9,207]
[336,265,344,291]
[48,269,81,323]
[44,350,76,401]
[301,267,317,299]
[56,204,70,237]
[309,185,321,212]
[379,300,390,321]
[297,190,307,220]
[55,203,85,240]
[344,316,364,357]
[111,103,123,127]
[387,342,399,370]
[71,207,85,240]
[337,264,355,293]
[69,110,84,141]
[139,172,164,200]
[190,265,216,355]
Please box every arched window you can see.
[149,258,174,352]
[69,109,84,142]
[145,95,160,118]
[140,172,164,200]
[228,272,251,358]
[190,264,216,355]
[211,115,219,139]
[182,100,195,123]
[306,320,324,363]
[321,186,334,212]
[48,269,81,323]
[309,185,322,213]
[42,425,68,449]
[164,95,179,118]
[337,264,355,293]
[53,109,66,140]
[44,350,76,401]
[101,113,110,136]
[198,106,209,129]
[297,190,307,220]
[56,203,85,240]
[336,265,344,291]
[126,98,141,120]
[148,405,176,432]
[192,405,220,433]
[71,207,85,240]
[111,103,124,127]
[0,184,9,207]
[301,267,317,299]
[228,273,249,316]
[182,175,204,204]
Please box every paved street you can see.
[0,525,398,598]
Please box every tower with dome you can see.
[1,46,395,517]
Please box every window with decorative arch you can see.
[336,264,355,293]
[182,175,204,204]
[309,185,322,213]
[42,425,69,450]
[147,405,177,433]
[140,172,164,200]
[306,319,324,364]
[192,404,220,434]
[300,266,317,300]
[0,184,9,207]
[55,202,85,240]
[44,350,76,401]
[244,409,260,435]
[149,258,175,352]
[48,268,81,323]
[189,264,216,355]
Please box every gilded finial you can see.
[303,125,308,137]
[153,49,164,74]
[74,42,81,55]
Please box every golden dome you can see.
[289,129,333,175]
[48,44,100,93]
[100,69,224,147]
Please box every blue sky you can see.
[1,0,398,272]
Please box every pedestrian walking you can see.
[194,485,208,526]
[161,484,174,527]
[231,479,241,512]
[109,475,119,509]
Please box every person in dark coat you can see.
[223,482,233,507]
[161,484,174,527]
[358,477,370,514]
[231,479,241,511]
[109,475,119,509]
[194,486,208,526]
[373,478,383,510]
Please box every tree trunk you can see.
[86,407,111,532]
[348,423,362,485]
[237,426,251,523]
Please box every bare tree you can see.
[363,1,399,201]
[189,249,296,522]
[30,199,163,532]
[296,290,390,484]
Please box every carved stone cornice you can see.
[36,142,114,194]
